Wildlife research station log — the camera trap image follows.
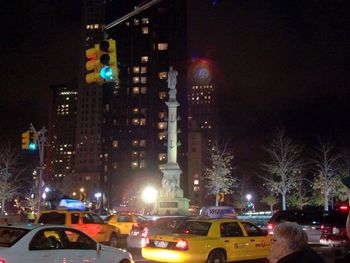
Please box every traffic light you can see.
[29,131,38,150]
[21,130,30,150]
[85,39,118,84]
[21,130,38,150]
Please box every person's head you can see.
[269,222,308,262]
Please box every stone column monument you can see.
[156,66,189,215]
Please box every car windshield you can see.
[174,221,211,236]
[0,227,29,247]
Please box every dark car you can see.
[320,205,350,247]
[267,209,330,244]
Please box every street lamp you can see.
[142,186,158,204]
[246,194,252,202]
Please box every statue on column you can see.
[167,66,178,90]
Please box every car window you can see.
[136,215,147,222]
[175,221,211,236]
[241,222,266,236]
[0,227,28,247]
[63,229,96,249]
[29,229,63,250]
[71,213,80,224]
[118,215,133,222]
[89,213,104,223]
[274,211,298,223]
[38,212,66,225]
[220,222,243,237]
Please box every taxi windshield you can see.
[174,221,211,236]
[0,227,29,247]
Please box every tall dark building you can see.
[47,84,78,190]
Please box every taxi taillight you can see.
[175,239,189,250]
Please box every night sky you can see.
[1,0,350,183]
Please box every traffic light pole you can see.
[30,124,47,215]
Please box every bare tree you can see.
[204,143,237,206]
[311,138,340,211]
[0,143,26,215]
[262,127,302,210]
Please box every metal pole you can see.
[30,124,47,215]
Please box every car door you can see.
[220,222,252,261]
[28,228,97,263]
[240,222,271,259]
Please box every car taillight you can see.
[0,258,6,263]
[339,205,349,211]
[267,223,274,230]
[141,227,149,237]
[175,239,189,250]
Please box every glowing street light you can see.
[142,186,158,204]
[95,192,102,199]
[246,194,252,202]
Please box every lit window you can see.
[131,161,138,168]
[132,118,140,125]
[140,118,146,126]
[140,87,147,94]
[141,67,147,74]
[140,160,146,168]
[158,43,168,50]
[132,87,140,94]
[139,151,145,158]
[159,72,167,79]
[142,18,149,24]
[140,140,146,147]
[158,153,167,161]
[112,140,119,148]
[158,122,167,130]
[133,77,140,83]
[134,19,139,25]
[94,24,99,29]
[141,27,149,34]
[140,77,147,84]
[194,179,199,185]
[141,56,148,63]
[194,186,200,192]
[159,91,167,100]
[158,132,166,140]
[132,151,138,158]
[112,162,118,169]
[158,112,166,119]
[133,67,140,73]
[132,108,139,114]
[132,140,139,147]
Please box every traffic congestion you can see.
[1,202,350,263]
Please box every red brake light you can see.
[267,223,274,230]
[0,259,6,263]
[339,205,349,211]
[141,227,149,237]
[176,239,189,250]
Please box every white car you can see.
[0,223,134,263]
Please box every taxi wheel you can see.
[109,233,118,247]
[206,249,226,263]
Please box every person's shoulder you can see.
[302,246,326,263]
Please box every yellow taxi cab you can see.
[142,217,272,263]
[36,204,120,247]
[106,211,148,236]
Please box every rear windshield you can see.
[0,227,29,247]
[323,211,348,226]
[174,221,211,236]
[38,212,66,224]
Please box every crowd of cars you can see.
[1,201,349,263]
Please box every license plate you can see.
[154,240,168,248]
